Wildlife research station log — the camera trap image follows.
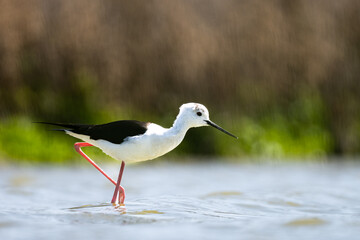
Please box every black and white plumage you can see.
[41,120,149,144]
[40,103,238,163]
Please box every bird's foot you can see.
[112,186,125,205]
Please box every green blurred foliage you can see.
[0,91,333,163]
[0,117,115,164]
[0,117,74,163]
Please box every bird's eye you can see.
[197,112,202,116]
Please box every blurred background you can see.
[0,0,360,163]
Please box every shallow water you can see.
[1,161,360,240]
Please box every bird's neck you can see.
[168,114,191,137]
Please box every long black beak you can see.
[205,120,238,139]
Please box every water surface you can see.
[1,161,359,240]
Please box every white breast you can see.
[67,123,186,163]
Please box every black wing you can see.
[38,120,149,144]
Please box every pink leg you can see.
[111,161,126,204]
[74,142,126,204]
[74,142,117,185]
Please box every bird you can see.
[39,103,238,204]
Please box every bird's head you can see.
[177,103,238,139]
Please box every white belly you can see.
[105,135,181,162]
[66,125,185,163]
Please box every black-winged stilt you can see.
[39,103,237,204]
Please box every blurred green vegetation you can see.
[0,0,360,163]
[0,91,333,163]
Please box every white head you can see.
[178,103,210,128]
[176,103,238,138]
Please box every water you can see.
[1,161,360,240]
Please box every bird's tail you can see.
[35,122,89,131]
